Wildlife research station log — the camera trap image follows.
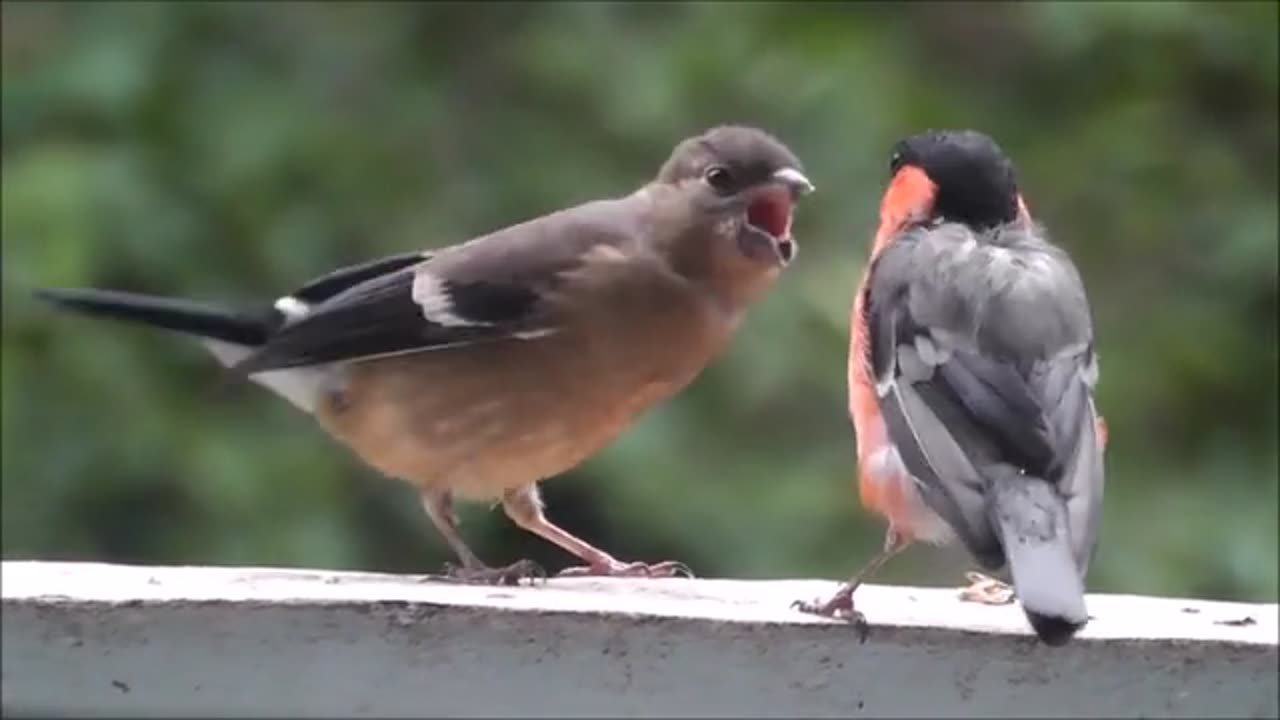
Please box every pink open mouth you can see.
[748,188,793,238]
[747,188,795,262]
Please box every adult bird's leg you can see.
[420,489,544,585]
[502,485,692,578]
[792,527,911,626]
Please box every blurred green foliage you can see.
[2,1,1276,603]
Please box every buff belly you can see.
[313,327,715,501]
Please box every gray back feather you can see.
[865,220,1104,575]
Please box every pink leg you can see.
[502,485,692,578]
[420,489,544,585]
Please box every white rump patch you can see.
[866,444,909,481]
[201,339,322,414]
[863,443,955,545]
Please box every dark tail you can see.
[989,467,1089,646]
[34,288,275,347]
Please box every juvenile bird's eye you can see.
[703,165,734,193]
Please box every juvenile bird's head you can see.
[874,129,1030,254]
[653,125,813,304]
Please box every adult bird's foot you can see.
[430,559,546,586]
[958,571,1015,605]
[791,590,870,642]
[556,559,694,579]
[790,592,862,621]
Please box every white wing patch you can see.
[513,328,558,340]
[411,271,492,328]
[915,333,951,367]
[410,269,558,342]
[273,295,311,320]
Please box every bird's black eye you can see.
[889,151,904,174]
[703,165,734,193]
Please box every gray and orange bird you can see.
[794,129,1106,646]
[36,125,814,585]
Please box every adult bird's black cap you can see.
[889,129,1021,230]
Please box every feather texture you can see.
[230,197,651,375]
[863,219,1103,583]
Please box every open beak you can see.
[740,168,813,267]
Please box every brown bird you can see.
[35,125,814,585]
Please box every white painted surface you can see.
[2,560,1276,718]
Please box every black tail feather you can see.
[34,288,276,347]
[1026,610,1087,648]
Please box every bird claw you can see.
[790,595,861,621]
[958,571,1016,605]
[791,593,870,643]
[429,559,547,586]
[556,559,694,579]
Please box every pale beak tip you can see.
[773,167,815,195]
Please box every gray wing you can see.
[864,221,1104,571]
[232,196,646,374]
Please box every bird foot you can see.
[790,590,870,642]
[430,559,546,586]
[958,571,1016,605]
[556,559,694,579]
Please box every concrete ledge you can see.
[2,561,1276,718]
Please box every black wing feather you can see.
[442,279,542,326]
[289,250,430,304]
[232,267,532,374]
[231,194,651,375]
